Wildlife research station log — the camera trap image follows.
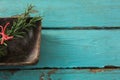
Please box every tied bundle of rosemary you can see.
[0,5,42,56]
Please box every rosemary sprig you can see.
[0,5,42,56]
[8,5,42,38]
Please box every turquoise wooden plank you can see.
[0,0,120,27]
[0,30,120,69]
[0,69,120,80]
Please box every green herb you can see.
[9,4,42,38]
[0,5,42,57]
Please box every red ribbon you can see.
[0,22,13,44]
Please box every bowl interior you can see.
[0,18,41,66]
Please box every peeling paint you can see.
[89,69,114,73]
[40,72,45,80]
[47,69,58,80]
[89,69,104,73]
[47,69,58,76]
[0,69,20,75]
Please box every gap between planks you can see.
[42,27,120,30]
[0,66,120,71]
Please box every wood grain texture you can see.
[0,30,120,69]
[0,69,120,80]
[0,0,120,27]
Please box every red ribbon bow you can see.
[0,22,13,44]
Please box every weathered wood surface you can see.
[0,30,120,69]
[0,0,120,27]
[0,0,120,79]
[0,69,120,80]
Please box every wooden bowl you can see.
[0,18,41,66]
